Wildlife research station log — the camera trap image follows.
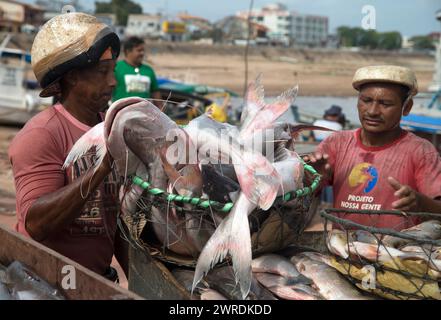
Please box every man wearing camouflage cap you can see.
[9,13,127,280]
[305,65,441,229]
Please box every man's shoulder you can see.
[11,106,66,144]
[403,131,439,155]
[114,60,129,73]
[141,63,156,73]
[9,107,62,157]
[317,129,356,155]
[19,107,60,133]
[323,129,356,144]
[115,60,127,68]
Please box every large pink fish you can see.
[191,77,303,299]
[63,98,206,255]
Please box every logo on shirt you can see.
[125,74,151,93]
[348,163,378,193]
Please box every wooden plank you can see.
[0,225,142,300]
[128,246,190,300]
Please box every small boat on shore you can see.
[0,35,52,126]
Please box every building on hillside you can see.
[215,15,268,45]
[126,14,186,42]
[237,3,328,47]
[0,0,45,33]
[161,20,186,42]
[126,14,163,39]
[178,12,212,40]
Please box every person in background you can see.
[112,36,162,108]
[312,105,346,142]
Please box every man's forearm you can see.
[151,91,162,109]
[26,165,111,241]
[418,194,441,214]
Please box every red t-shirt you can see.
[8,104,119,275]
[317,129,441,230]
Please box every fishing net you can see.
[321,208,441,300]
[119,162,321,267]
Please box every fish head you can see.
[327,230,350,259]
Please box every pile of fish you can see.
[326,220,441,300]
[0,261,65,300]
[172,252,374,300]
[64,76,332,299]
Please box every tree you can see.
[378,32,402,50]
[95,0,142,26]
[409,35,436,50]
[337,26,403,50]
[359,30,379,49]
[337,26,356,47]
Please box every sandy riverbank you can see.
[145,42,436,96]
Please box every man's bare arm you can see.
[26,156,112,242]
[388,177,441,213]
[151,90,163,109]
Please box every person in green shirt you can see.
[112,36,162,107]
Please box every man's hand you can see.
[388,177,420,211]
[303,152,332,180]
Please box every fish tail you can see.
[231,149,280,210]
[240,85,299,138]
[62,122,106,171]
[240,74,265,126]
[192,203,252,300]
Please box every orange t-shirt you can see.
[8,104,119,275]
[317,129,441,230]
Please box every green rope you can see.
[132,162,320,213]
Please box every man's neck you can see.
[360,127,404,147]
[124,59,141,68]
[62,99,101,127]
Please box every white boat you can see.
[0,35,52,125]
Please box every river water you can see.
[232,95,433,126]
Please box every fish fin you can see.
[240,85,298,138]
[240,74,266,127]
[192,202,253,300]
[285,275,313,286]
[62,122,106,171]
[231,149,280,210]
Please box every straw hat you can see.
[31,13,120,97]
[352,65,418,96]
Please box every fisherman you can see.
[112,36,162,107]
[304,65,441,229]
[8,13,127,281]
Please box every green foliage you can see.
[409,35,436,50]
[378,32,402,50]
[337,26,402,50]
[95,0,142,26]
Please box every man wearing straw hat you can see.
[304,65,441,229]
[8,13,127,280]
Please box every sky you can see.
[25,0,441,37]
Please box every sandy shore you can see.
[146,43,436,96]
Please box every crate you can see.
[0,225,142,300]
